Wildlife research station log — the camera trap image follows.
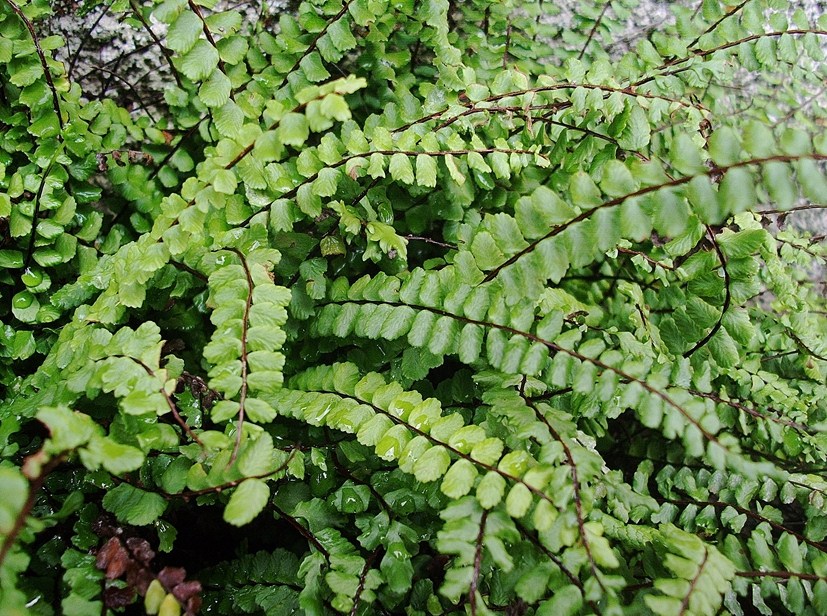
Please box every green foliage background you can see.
[1,0,827,614]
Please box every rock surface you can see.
[44,0,290,114]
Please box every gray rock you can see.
[43,0,289,115]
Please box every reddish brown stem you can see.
[286,1,353,77]
[522,390,607,594]
[683,226,730,357]
[3,0,64,129]
[0,455,64,569]
[350,549,380,616]
[187,0,226,74]
[129,0,182,87]
[686,0,750,50]
[469,511,489,616]
[678,548,708,616]
[119,355,204,447]
[481,153,827,283]
[578,2,611,60]
[224,247,254,464]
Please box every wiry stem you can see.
[678,547,708,616]
[129,0,182,87]
[3,0,64,129]
[286,1,353,77]
[119,355,204,446]
[635,29,827,89]
[578,2,611,60]
[522,389,608,594]
[683,226,730,357]
[225,247,254,464]
[0,454,64,569]
[469,511,488,616]
[187,0,226,74]
[24,159,55,268]
[685,0,749,50]
[482,153,827,283]
[272,504,330,559]
[350,549,380,616]
[663,497,827,554]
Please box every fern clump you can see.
[1,0,827,614]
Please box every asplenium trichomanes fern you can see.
[1,0,826,614]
